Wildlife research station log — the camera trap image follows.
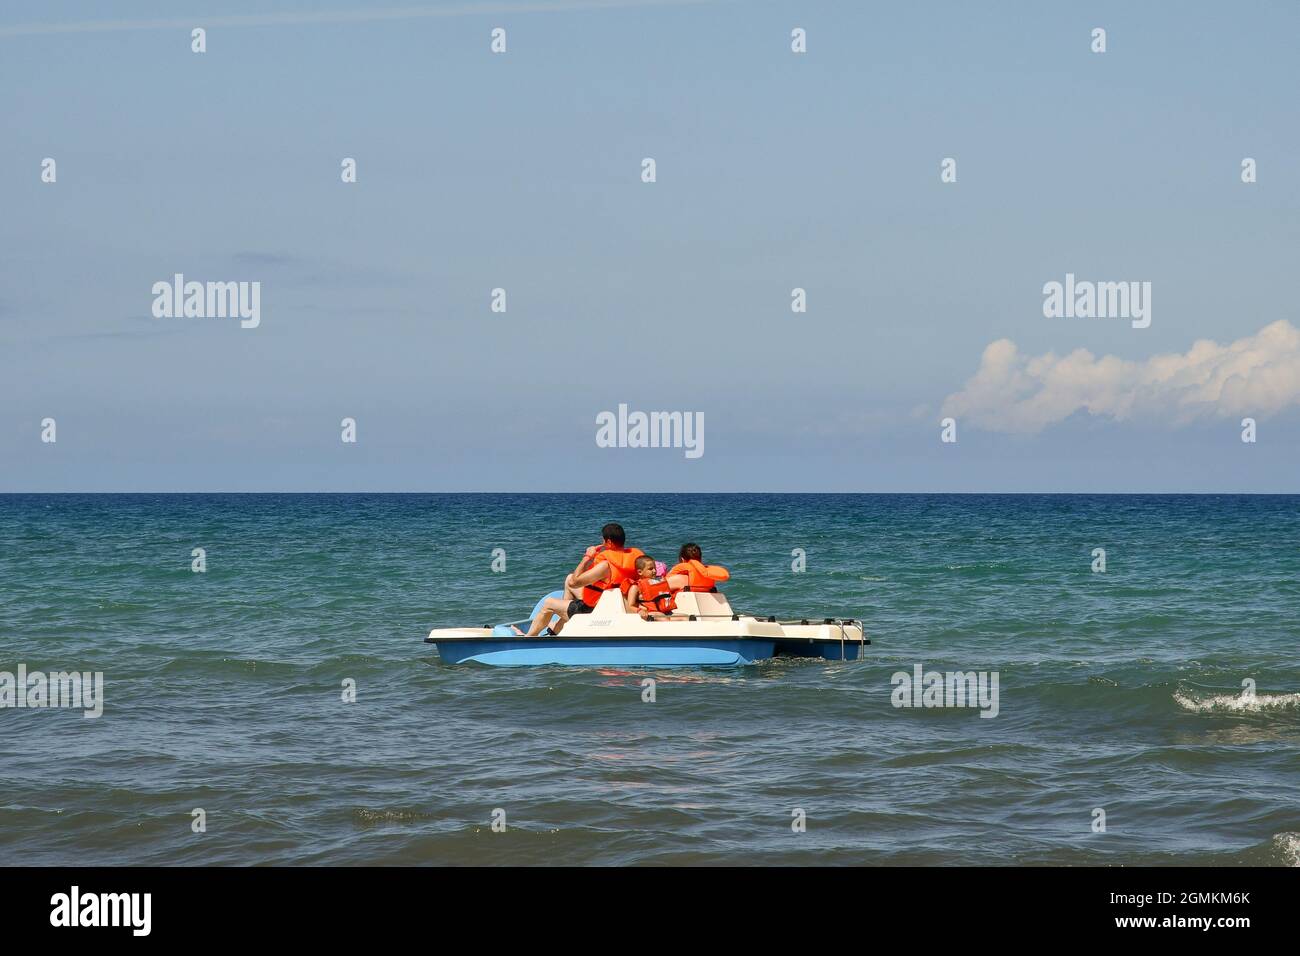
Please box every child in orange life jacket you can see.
[668,542,730,591]
[625,555,686,620]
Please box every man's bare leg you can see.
[522,596,569,637]
[563,572,586,603]
[516,562,609,636]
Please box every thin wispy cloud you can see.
[942,321,1300,433]
[231,251,298,268]
[225,251,412,289]
[0,0,719,39]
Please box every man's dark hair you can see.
[679,542,702,562]
[601,523,626,545]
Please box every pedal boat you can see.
[425,589,868,667]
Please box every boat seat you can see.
[670,591,733,618]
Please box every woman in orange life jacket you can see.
[668,542,730,592]
[624,555,687,620]
[518,522,643,637]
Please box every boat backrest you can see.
[671,590,733,618]
[590,587,629,618]
[589,586,736,619]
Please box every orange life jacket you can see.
[581,546,644,607]
[669,559,730,591]
[635,577,677,615]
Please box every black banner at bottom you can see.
[0,866,1285,941]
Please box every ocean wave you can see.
[351,807,438,827]
[1173,686,1300,713]
[156,655,300,677]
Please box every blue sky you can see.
[2,0,1297,491]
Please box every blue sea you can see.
[2,493,1298,865]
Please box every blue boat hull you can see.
[434,638,777,667]
[772,638,863,661]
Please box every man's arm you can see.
[571,561,610,588]
[565,548,601,593]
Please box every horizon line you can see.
[2,490,1298,497]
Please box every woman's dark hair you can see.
[679,542,702,562]
[601,522,626,546]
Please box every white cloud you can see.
[941,320,1300,433]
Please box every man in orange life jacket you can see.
[669,542,730,592]
[521,523,644,637]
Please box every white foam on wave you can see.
[1273,832,1300,867]
[1173,689,1300,713]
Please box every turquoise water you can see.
[2,493,1298,865]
